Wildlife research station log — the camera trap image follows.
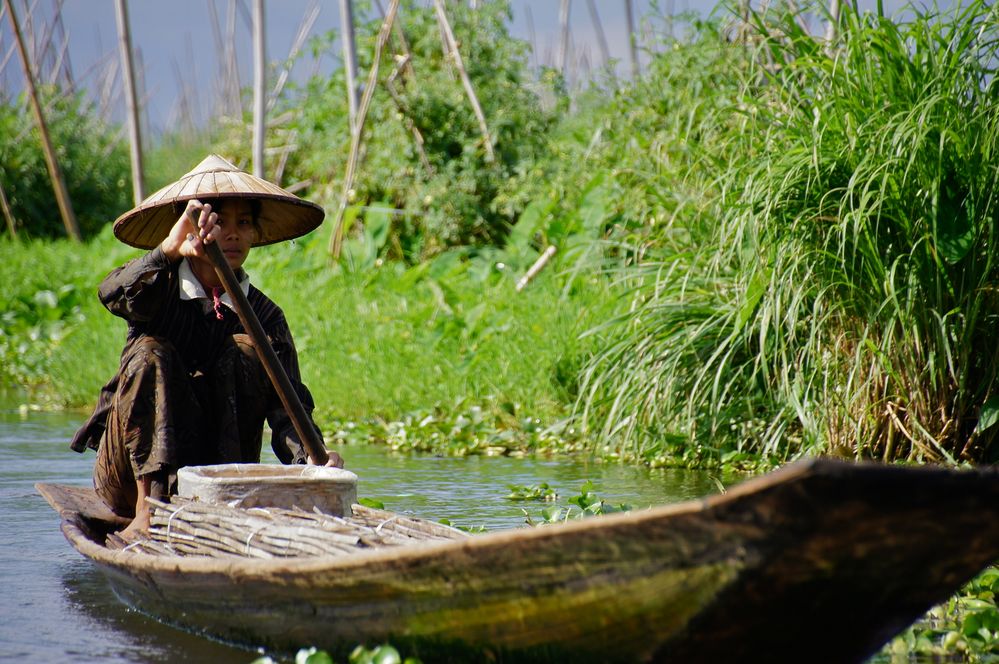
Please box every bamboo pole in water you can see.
[329,0,401,258]
[432,0,495,162]
[3,0,80,241]
[114,0,145,204]
[252,0,266,178]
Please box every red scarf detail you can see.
[211,287,225,320]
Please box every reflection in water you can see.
[60,564,256,663]
[1,406,732,661]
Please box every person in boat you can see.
[70,155,343,539]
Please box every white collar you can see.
[178,258,250,311]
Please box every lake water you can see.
[0,406,730,662]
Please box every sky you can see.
[2,0,918,135]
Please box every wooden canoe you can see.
[37,458,999,663]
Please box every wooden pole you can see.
[372,0,415,80]
[269,0,319,111]
[328,0,401,258]
[557,0,571,75]
[624,0,639,80]
[432,0,495,162]
[825,0,842,46]
[114,0,145,204]
[585,0,610,72]
[226,0,240,118]
[524,5,538,69]
[0,175,17,238]
[339,0,359,132]
[3,0,80,241]
[252,0,266,178]
[516,246,557,292]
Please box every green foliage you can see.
[252,644,420,664]
[521,480,632,525]
[577,0,999,464]
[349,643,420,664]
[243,225,610,439]
[881,567,999,661]
[227,0,555,260]
[0,90,131,239]
[506,482,558,502]
[0,232,134,403]
[328,401,583,459]
[0,229,605,451]
[0,284,83,388]
[733,0,999,462]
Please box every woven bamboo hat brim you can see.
[112,154,325,249]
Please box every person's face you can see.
[215,199,258,270]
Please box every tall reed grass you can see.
[580,0,999,464]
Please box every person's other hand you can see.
[309,449,345,469]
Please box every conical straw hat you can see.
[113,155,325,249]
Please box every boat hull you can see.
[38,458,999,663]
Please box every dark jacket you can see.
[70,247,319,464]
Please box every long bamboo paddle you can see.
[203,240,330,466]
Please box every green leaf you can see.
[577,174,611,235]
[508,197,552,252]
[364,203,393,250]
[975,396,999,436]
[371,645,402,664]
[934,169,974,264]
[735,269,767,335]
[358,497,385,509]
[296,647,334,664]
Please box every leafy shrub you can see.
[0,89,131,239]
[222,0,555,261]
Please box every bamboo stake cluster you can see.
[329,0,500,258]
[130,497,466,559]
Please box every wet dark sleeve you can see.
[98,246,177,322]
[265,317,324,465]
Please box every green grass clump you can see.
[577,0,999,464]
